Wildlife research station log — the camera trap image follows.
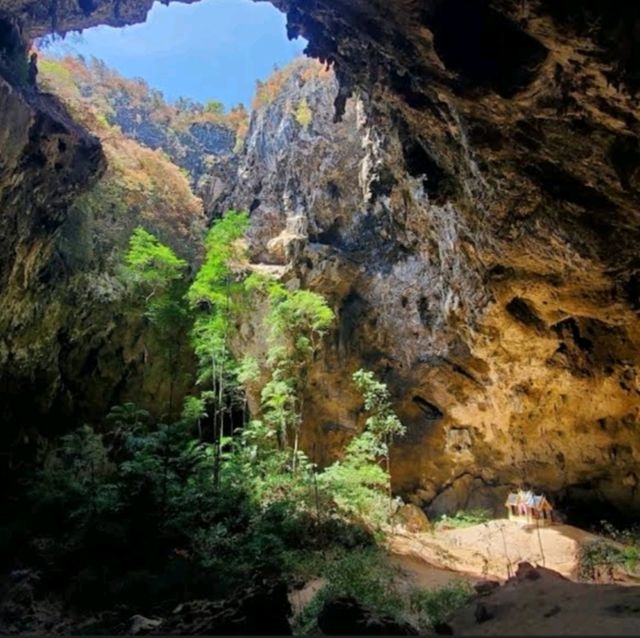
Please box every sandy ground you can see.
[450,566,640,635]
[388,519,603,580]
[389,554,476,590]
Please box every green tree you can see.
[30,425,119,535]
[205,99,225,116]
[125,227,190,418]
[352,369,406,512]
[319,430,390,525]
[106,402,150,432]
[262,283,335,471]
[181,395,208,441]
[187,211,250,486]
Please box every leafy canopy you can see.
[125,226,187,288]
[352,369,406,444]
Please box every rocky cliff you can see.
[209,3,640,520]
[61,57,243,187]
[0,49,206,461]
[1,0,640,521]
[201,50,640,520]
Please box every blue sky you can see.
[42,0,307,109]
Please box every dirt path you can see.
[389,553,476,591]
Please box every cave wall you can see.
[0,22,203,457]
[212,54,640,520]
[1,0,640,518]
[218,1,640,518]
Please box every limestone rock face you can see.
[0,45,203,454]
[216,39,640,518]
[1,1,640,518]
[0,71,105,447]
[106,94,236,187]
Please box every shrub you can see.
[295,549,405,634]
[408,581,473,629]
[435,509,491,529]
[578,539,640,581]
[295,98,313,129]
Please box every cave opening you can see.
[3,1,640,632]
[556,484,638,531]
[39,0,308,110]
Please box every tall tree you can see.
[125,227,190,418]
[262,283,335,471]
[352,369,406,511]
[187,211,249,486]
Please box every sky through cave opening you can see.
[39,0,308,110]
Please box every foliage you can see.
[124,228,191,417]
[39,55,206,261]
[106,402,150,431]
[186,211,250,483]
[24,409,379,612]
[598,519,640,546]
[578,539,640,581]
[295,97,313,129]
[261,282,335,465]
[352,369,406,445]
[125,227,187,288]
[181,395,208,426]
[408,581,474,629]
[188,211,249,309]
[124,227,190,337]
[435,509,492,529]
[205,99,225,116]
[345,369,406,518]
[294,549,472,634]
[186,210,250,397]
[253,58,330,109]
[319,431,391,525]
[318,370,406,527]
[39,54,248,147]
[30,426,118,526]
[295,548,405,634]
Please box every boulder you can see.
[129,614,162,635]
[317,596,419,635]
[394,503,431,533]
[157,577,292,635]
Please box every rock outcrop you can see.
[1,1,640,519]
[240,2,640,520]
[214,50,640,520]
[317,596,419,635]
[0,49,205,462]
[449,561,640,636]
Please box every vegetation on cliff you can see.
[5,211,424,632]
[0,50,478,634]
[39,54,206,261]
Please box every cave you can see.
[506,297,546,332]
[412,396,444,421]
[1,0,640,634]
[401,136,453,201]
[423,0,549,97]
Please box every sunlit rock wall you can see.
[1,0,639,519]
